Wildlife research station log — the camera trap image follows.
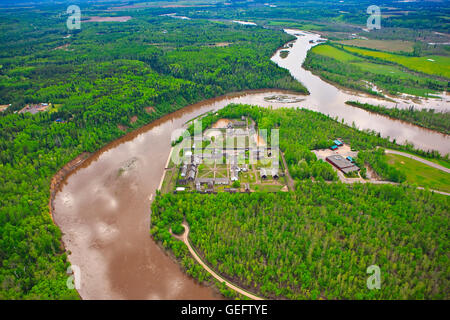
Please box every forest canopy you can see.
[0,9,306,299]
[151,104,450,300]
[152,182,449,300]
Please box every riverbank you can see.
[346,101,450,135]
[49,152,91,223]
[51,89,309,299]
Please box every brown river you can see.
[52,29,449,300]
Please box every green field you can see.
[342,46,450,79]
[386,154,450,193]
[351,62,441,96]
[307,44,447,97]
[336,39,414,53]
[265,20,324,31]
[311,44,362,62]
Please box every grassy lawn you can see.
[240,172,256,183]
[160,169,179,194]
[251,184,284,192]
[342,45,450,78]
[199,170,215,178]
[215,170,228,178]
[215,164,228,170]
[393,151,450,169]
[386,153,450,193]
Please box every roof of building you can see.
[341,166,359,174]
[233,121,246,127]
[326,155,354,169]
[196,178,215,184]
[272,168,279,177]
[260,168,267,177]
[326,155,359,173]
[187,169,196,180]
[214,178,230,185]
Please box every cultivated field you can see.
[342,45,450,79]
[308,44,448,96]
[336,39,414,53]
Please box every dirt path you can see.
[281,152,295,191]
[384,149,450,173]
[173,223,263,300]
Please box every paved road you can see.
[174,223,263,300]
[384,149,450,174]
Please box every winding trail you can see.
[173,223,264,300]
[384,149,450,173]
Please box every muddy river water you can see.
[52,29,449,300]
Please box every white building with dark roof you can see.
[260,168,267,179]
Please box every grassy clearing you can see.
[336,39,414,53]
[311,44,362,62]
[160,169,178,194]
[342,46,450,79]
[250,184,284,192]
[386,153,450,193]
[350,62,440,96]
[351,61,420,79]
[392,150,450,169]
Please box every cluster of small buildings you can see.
[18,103,50,115]
[173,116,285,194]
[179,154,202,184]
[325,139,360,174]
[194,177,224,193]
[329,139,343,151]
[230,164,248,181]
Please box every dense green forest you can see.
[151,104,449,299]
[152,182,449,299]
[1,0,449,300]
[355,148,406,183]
[0,7,306,299]
[346,101,450,135]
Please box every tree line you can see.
[346,101,450,135]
